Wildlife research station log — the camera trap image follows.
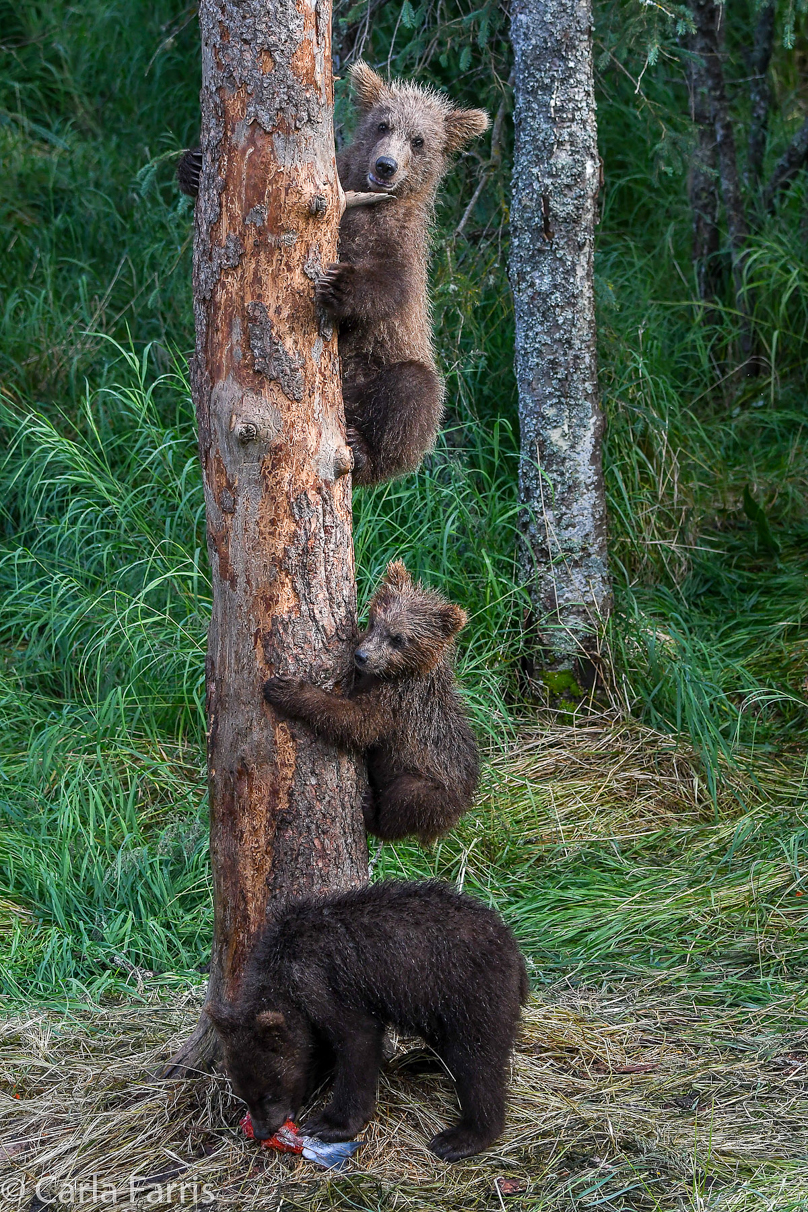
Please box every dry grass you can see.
[1,721,806,1211]
[0,989,806,1211]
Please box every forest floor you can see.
[2,720,806,1212]
[3,3,808,1209]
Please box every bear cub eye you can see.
[412,137,424,149]
[378,122,389,133]
[389,634,406,649]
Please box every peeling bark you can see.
[164,0,367,1076]
[509,0,611,669]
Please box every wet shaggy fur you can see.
[263,561,480,843]
[318,62,489,485]
[206,880,529,1161]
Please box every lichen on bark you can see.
[509,0,611,670]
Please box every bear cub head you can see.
[345,61,489,199]
[354,561,467,680]
[206,1002,311,1140]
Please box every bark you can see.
[764,115,808,212]
[509,0,611,670]
[164,0,367,1076]
[746,0,775,192]
[688,0,752,356]
[686,32,722,302]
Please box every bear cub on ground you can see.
[206,880,528,1161]
[263,561,479,843]
[317,62,488,485]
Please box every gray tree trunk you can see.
[509,0,611,673]
[163,0,367,1076]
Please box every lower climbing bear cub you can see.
[206,880,528,1161]
[263,561,479,843]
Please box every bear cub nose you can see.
[354,649,369,667]
[374,156,397,180]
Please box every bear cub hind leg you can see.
[428,1042,508,1161]
[367,774,463,844]
[344,360,443,485]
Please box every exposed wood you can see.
[509,0,611,671]
[163,0,367,1076]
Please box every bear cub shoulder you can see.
[264,561,479,843]
[206,880,528,1161]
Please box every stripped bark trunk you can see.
[164,0,367,1076]
[509,0,611,672]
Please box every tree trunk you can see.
[509,0,611,674]
[688,0,752,360]
[746,0,775,193]
[164,0,367,1076]
[686,32,722,303]
[764,115,808,212]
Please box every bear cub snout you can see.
[263,561,479,844]
[206,880,528,1161]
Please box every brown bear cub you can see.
[206,880,528,1161]
[321,63,489,484]
[177,64,488,485]
[263,561,479,843]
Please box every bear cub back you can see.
[207,880,528,1161]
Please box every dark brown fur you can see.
[317,62,488,485]
[263,561,479,843]
[206,880,528,1161]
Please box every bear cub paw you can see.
[345,426,370,477]
[315,263,356,317]
[428,1126,492,1162]
[302,1109,366,1142]
[263,677,304,712]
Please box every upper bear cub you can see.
[317,63,489,484]
[263,561,479,843]
[206,880,528,1161]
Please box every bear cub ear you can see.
[383,560,413,592]
[254,1010,287,1035]
[436,602,468,638]
[350,61,390,112]
[444,107,490,152]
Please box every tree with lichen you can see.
[509,0,611,685]
[164,0,368,1074]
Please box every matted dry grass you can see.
[1,720,806,1211]
[0,987,806,1211]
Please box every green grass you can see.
[0,0,807,1026]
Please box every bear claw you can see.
[428,1127,491,1162]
